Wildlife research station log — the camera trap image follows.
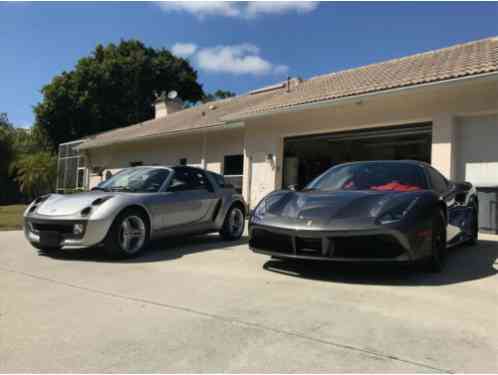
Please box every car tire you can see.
[426,209,447,273]
[103,208,149,259]
[220,205,245,241]
[466,205,479,246]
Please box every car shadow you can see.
[262,240,498,286]
[38,234,249,263]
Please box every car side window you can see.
[169,168,213,192]
[192,170,214,191]
[210,172,226,188]
[428,167,449,193]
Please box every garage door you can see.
[283,123,432,189]
[456,114,498,186]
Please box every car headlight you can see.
[378,197,419,224]
[25,194,51,215]
[251,199,267,223]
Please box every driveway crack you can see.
[1,267,453,373]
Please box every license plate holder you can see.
[39,231,61,248]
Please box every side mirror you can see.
[452,181,472,204]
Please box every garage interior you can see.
[282,123,432,189]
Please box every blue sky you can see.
[1,1,497,127]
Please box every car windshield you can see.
[306,162,427,192]
[93,167,170,193]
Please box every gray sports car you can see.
[249,160,478,272]
[24,166,247,258]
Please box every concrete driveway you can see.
[1,230,497,372]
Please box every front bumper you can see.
[249,223,429,262]
[24,217,111,249]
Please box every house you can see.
[69,36,497,211]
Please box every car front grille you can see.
[295,237,323,256]
[333,235,405,259]
[250,229,293,254]
[31,222,74,234]
[250,228,405,260]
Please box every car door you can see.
[161,167,219,229]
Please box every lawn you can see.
[0,205,27,231]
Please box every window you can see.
[428,167,449,193]
[95,167,170,193]
[209,172,227,188]
[169,167,213,192]
[223,155,243,176]
[307,162,428,192]
[76,168,86,189]
[223,155,243,193]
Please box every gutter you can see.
[78,121,244,150]
[224,71,498,122]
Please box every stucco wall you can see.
[455,114,498,185]
[243,79,498,207]
[85,128,244,188]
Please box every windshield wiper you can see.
[91,187,109,192]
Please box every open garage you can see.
[282,123,432,189]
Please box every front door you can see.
[161,167,218,229]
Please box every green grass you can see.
[0,205,27,231]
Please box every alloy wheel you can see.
[229,208,245,237]
[119,215,146,254]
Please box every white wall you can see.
[85,128,244,188]
[455,114,498,186]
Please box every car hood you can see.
[36,191,115,216]
[260,189,420,227]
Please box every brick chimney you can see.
[153,92,183,119]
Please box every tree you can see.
[34,40,205,148]
[11,151,57,200]
[203,89,236,103]
[0,113,56,203]
[0,113,24,204]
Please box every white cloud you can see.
[158,2,240,19]
[194,43,288,75]
[245,2,317,18]
[157,1,317,19]
[171,42,198,57]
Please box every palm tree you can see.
[11,152,57,200]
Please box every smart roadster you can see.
[249,160,478,271]
[24,166,247,258]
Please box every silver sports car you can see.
[24,166,247,258]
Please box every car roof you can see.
[125,165,173,171]
[125,165,222,176]
[339,160,427,168]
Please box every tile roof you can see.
[80,37,497,149]
[223,36,498,121]
[79,83,288,149]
